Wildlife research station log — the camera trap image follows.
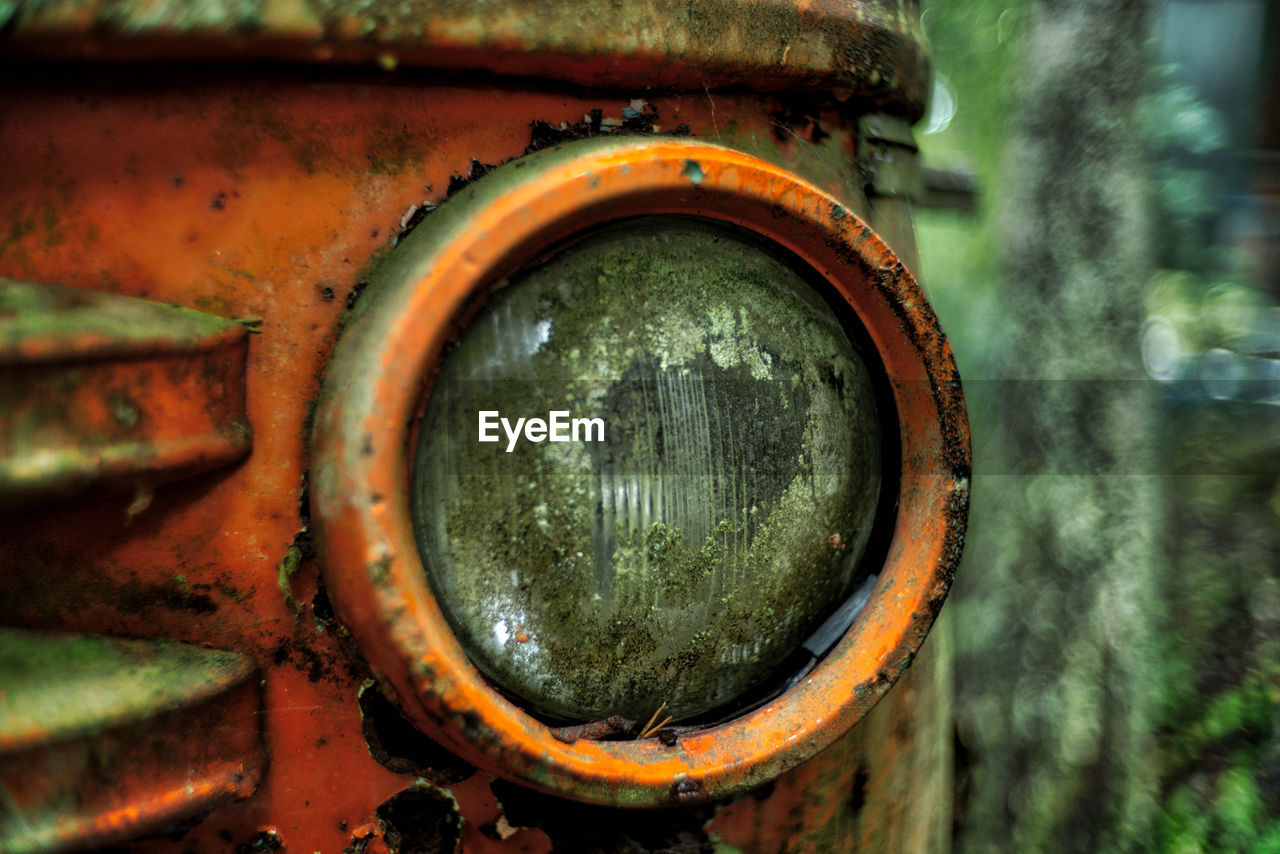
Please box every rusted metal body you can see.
[0,1,967,851]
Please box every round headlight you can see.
[311,137,969,806]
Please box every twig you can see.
[637,702,671,739]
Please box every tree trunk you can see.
[952,1,1160,850]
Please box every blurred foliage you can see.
[1139,65,1228,274]
[915,0,1280,852]
[912,0,1030,379]
[1149,402,1280,854]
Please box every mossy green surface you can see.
[412,217,882,721]
[0,628,253,744]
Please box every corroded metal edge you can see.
[0,280,252,508]
[0,0,929,117]
[0,630,264,854]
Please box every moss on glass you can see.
[412,217,882,721]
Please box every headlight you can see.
[312,136,969,806]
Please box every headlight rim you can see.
[311,136,970,806]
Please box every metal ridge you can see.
[1,0,929,117]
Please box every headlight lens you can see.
[412,216,883,722]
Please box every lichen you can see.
[277,543,303,614]
[411,216,882,721]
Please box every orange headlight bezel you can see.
[311,137,970,806]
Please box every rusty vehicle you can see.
[0,0,969,851]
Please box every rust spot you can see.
[237,828,284,853]
[848,766,868,816]
[446,159,497,197]
[375,784,462,854]
[358,681,475,784]
[345,281,367,310]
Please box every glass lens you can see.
[412,217,882,722]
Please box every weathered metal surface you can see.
[310,135,970,806]
[0,630,263,853]
[0,0,930,118]
[0,62,958,849]
[0,279,251,508]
